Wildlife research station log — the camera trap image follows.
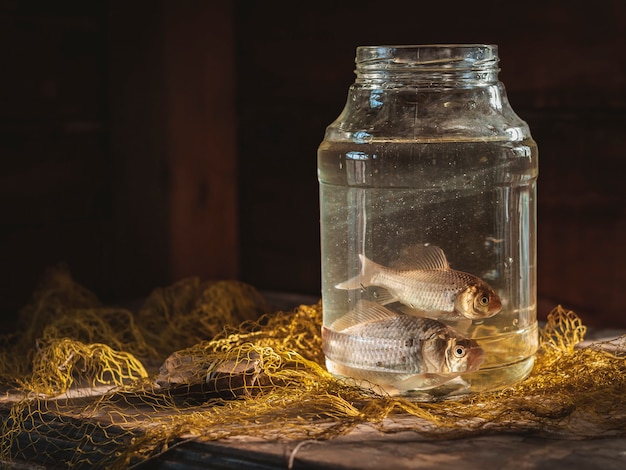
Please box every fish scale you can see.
[323,314,477,374]
[373,268,474,312]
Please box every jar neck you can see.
[355,44,500,87]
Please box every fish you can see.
[322,300,485,393]
[335,244,502,321]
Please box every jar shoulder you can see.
[325,84,531,142]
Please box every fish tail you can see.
[335,254,378,290]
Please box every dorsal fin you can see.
[390,244,450,271]
[330,300,399,331]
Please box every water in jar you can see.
[318,137,538,399]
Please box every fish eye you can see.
[453,345,466,358]
[479,295,489,306]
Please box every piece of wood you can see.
[161,1,238,282]
[0,2,239,331]
[108,0,239,298]
[178,431,626,470]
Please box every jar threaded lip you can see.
[356,44,499,74]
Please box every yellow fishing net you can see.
[1,268,625,469]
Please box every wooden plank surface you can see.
[5,410,626,470]
[1,319,623,470]
[9,422,611,470]
[161,431,626,470]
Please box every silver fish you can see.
[322,301,485,393]
[335,244,502,321]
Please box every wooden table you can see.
[3,294,625,470]
[134,427,626,469]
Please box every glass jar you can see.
[318,44,538,400]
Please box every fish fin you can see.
[335,254,380,290]
[392,244,451,271]
[393,373,459,391]
[400,306,429,318]
[369,287,398,306]
[398,305,462,323]
[451,319,472,334]
[330,300,398,331]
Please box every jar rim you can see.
[356,44,499,71]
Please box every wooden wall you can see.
[1,1,113,329]
[0,1,238,331]
[235,0,626,328]
[1,0,625,330]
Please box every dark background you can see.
[1,0,625,331]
